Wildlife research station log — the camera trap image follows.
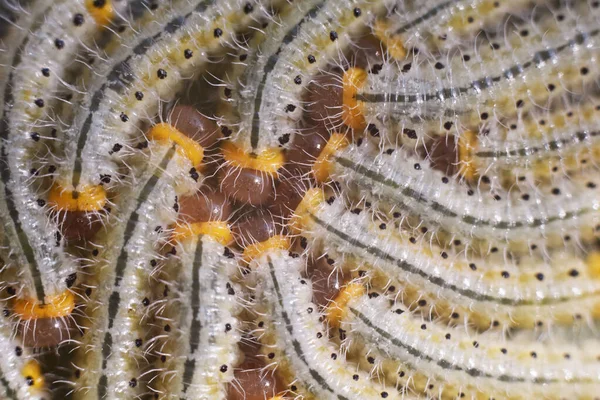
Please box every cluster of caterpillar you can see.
[0,0,600,399]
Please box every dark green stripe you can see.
[182,238,203,394]
[311,214,595,306]
[72,0,214,188]
[350,307,579,384]
[97,145,175,399]
[475,130,598,158]
[0,36,45,301]
[358,30,600,105]
[0,373,17,400]
[335,156,591,230]
[394,0,458,33]
[268,259,349,400]
[250,1,325,150]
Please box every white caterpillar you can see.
[220,0,326,149]
[69,144,198,399]
[474,99,600,167]
[331,143,600,244]
[253,250,403,400]
[251,0,390,153]
[58,0,274,194]
[0,315,48,399]
[379,0,552,54]
[0,0,118,301]
[340,290,600,398]
[360,3,600,142]
[151,235,241,399]
[301,193,600,328]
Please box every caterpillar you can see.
[67,140,199,398]
[0,0,122,306]
[294,188,600,329]
[247,0,389,153]
[0,313,48,399]
[339,288,600,398]
[2,0,600,399]
[352,4,600,140]
[252,250,404,400]
[330,142,600,244]
[152,235,242,399]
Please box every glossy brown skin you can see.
[269,175,308,220]
[304,73,343,131]
[19,317,72,348]
[219,165,275,206]
[308,256,345,309]
[178,190,232,223]
[57,211,103,243]
[422,137,459,176]
[347,35,384,70]
[170,105,221,149]
[232,210,283,248]
[228,350,284,400]
[286,127,329,176]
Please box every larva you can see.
[253,250,403,400]
[330,143,600,244]
[339,289,600,398]
[55,0,200,151]
[474,100,600,167]
[355,4,600,142]
[69,143,198,399]
[377,0,550,55]
[4,1,600,399]
[250,0,389,153]
[0,0,53,110]
[151,235,241,399]
[219,0,326,149]
[58,0,273,194]
[298,189,600,328]
[0,0,119,303]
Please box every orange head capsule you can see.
[373,19,407,60]
[326,283,365,328]
[341,67,367,130]
[312,133,350,182]
[288,188,325,234]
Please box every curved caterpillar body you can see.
[341,291,600,399]
[67,144,195,398]
[2,0,600,399]
[160,235,242,399]
[299,192,600,329]
[331,143,600,244]
[248,0,389,153]
[253,250,404,400]
[220,0,326,150]
[0,0,116,302]
[359,1,600,140]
